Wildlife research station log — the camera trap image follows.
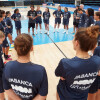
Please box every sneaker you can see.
[5,57,12,60]
[57,29,59,33]
[44,30,47,34]
[40,31,42,34]
[32,33,35,36]
[4,62,7,64]
[63,31,66,34]
[36,31,37,34]
[8,55,11,57]
[47,32,49,35]
[66,31,68,34]
[53,30,55,33]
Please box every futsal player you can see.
[0,31,5,100]
[36,6,42,34]
[94,12,100,46]
[1,10,13,46]
[78,8,86,28]
[84,8,94,27]
[72,5,79,33]
[6,11,13,36]
[27,5,37,36]
[43,7,50,35]
[87,12,100,100]
[2,34,48,100]
[0,13,12,60]
[11,9,21,35]
[88,47,100,100]
[55,26,100,100]
[53,6,63,33]
[63,7,71,34]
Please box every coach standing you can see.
[27,5,37,36]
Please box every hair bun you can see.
[86,25,99,38]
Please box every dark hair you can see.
[76,5,80,8]
[46,7,49,12]
[14,34,33,56]
[1,10,5,15]
[78,8,82,11]
[95,12,100,19]
[87,8,94,16]
[0,14,3,18]
[65,7,68,11]
[6,11,10,16]
[14,9,19,14]
[30,5,34,8]
[75,26,99,52]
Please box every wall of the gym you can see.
[0,0,44,7]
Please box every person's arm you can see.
[6,19,11,28]
[69,12,71,18]
[33,68,48,100]
[32,95,47,100]
[5,89,22,100]
[38,11,42,17]
[53,11,56,18]
[60,11,63,18]
[49,12,51,18]
[2,67,21,100]
[55,59,66,78]
[27,11,33,19]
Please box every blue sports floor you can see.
[11,6,74,46]
[12,19,74,46]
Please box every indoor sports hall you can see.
[0,0,100,100]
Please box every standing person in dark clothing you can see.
[55,26,100,100]
[3,34,48,100]
[72,5,79,33]
[53,6,63,33]
[36,6,42,34]
[78,8,86,28]
[43,7,50,35]
[27,5,38,36]
[84,8,94,27]
[11,9,21,35]
[0,31,5,100]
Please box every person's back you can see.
[55,56,100,100]
[55,26,100,100]
[3,34,48,100]
[4,61,48,100]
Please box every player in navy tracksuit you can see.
[78,8,86,28]
[0,31,5,100]
[53,6,63,32]
[94,12,100,46]
[36,6,42,34]
[0,11,12,60]
[43,7,50,35]
[11,9,21,35]
[63,7,71,34]
[6,11,13,35]
[1,10,13,45]
[84,8,94,27]
[72,5,80,33]
[2,34,48,100]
